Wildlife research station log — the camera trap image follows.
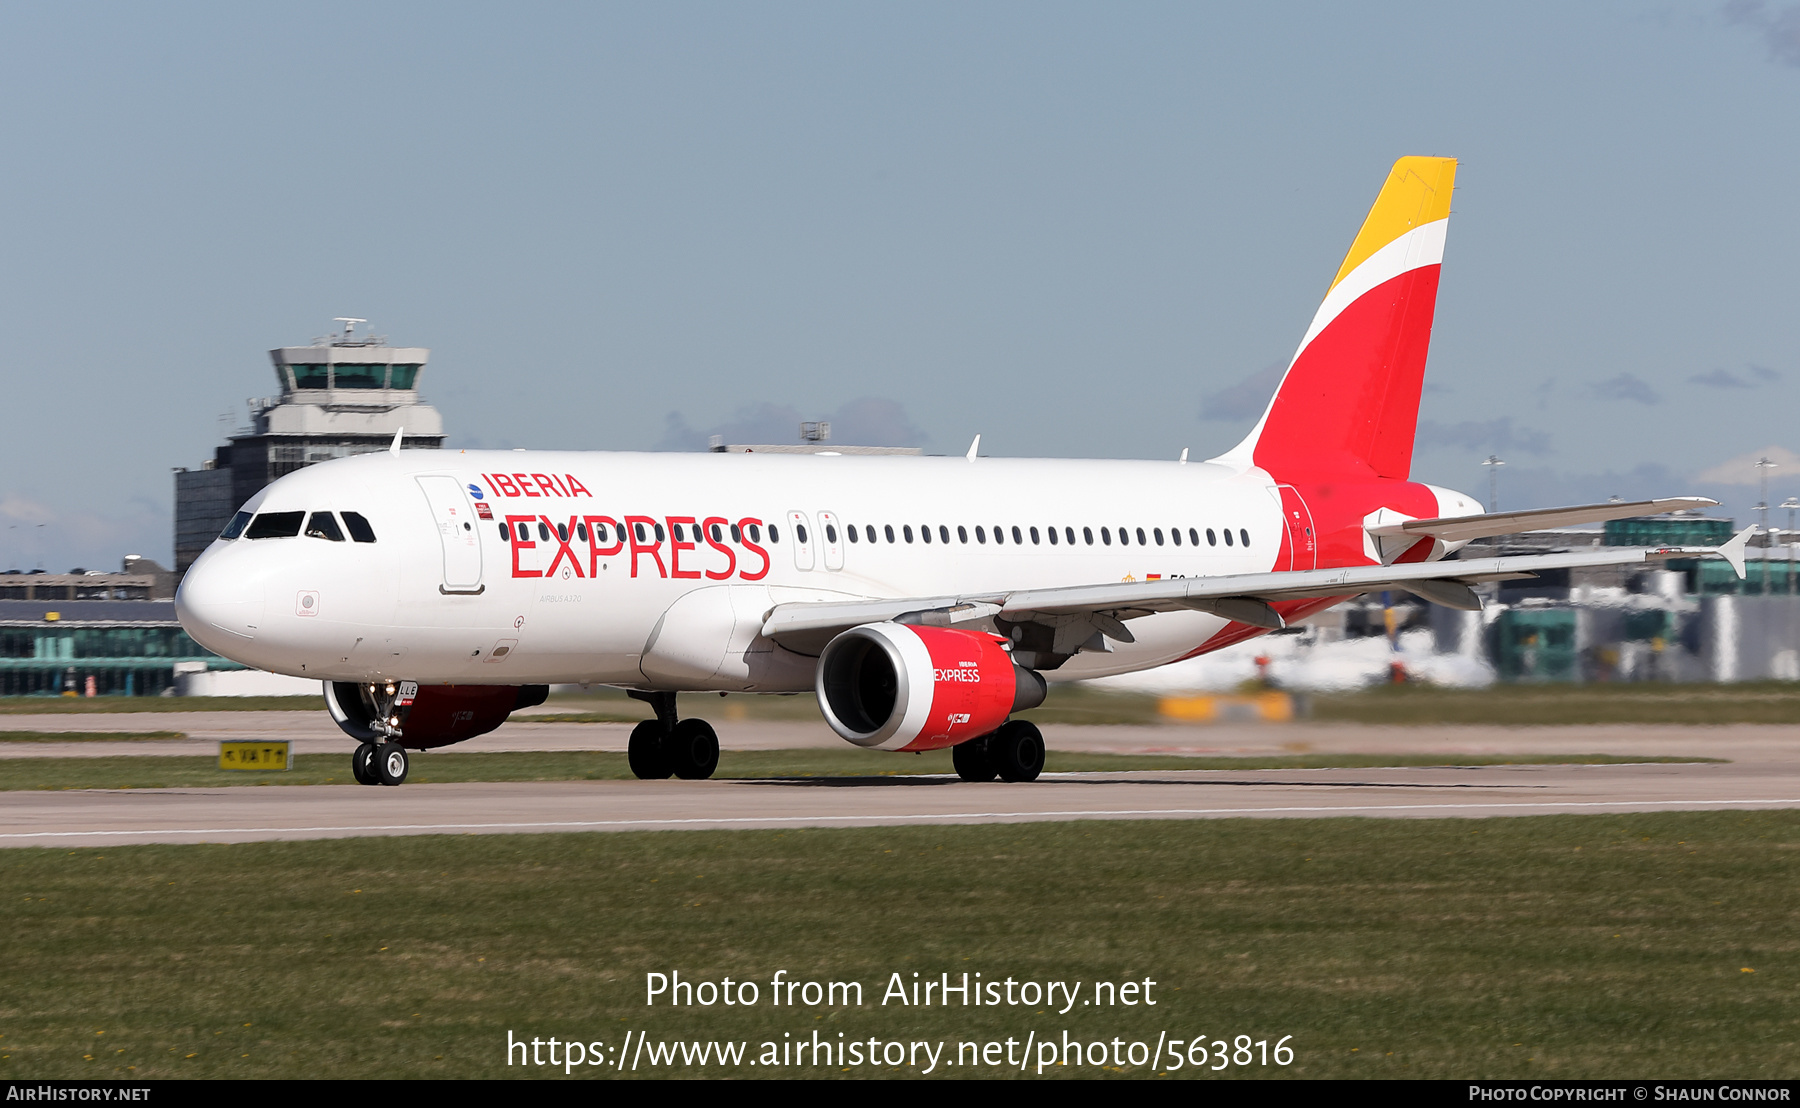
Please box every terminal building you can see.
[173,320,444,578]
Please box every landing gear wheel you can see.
[628,720,673,780]
[952,736,997,782]
[351,742,379,786]
[375,742,410,786]
[666,718,720,780]
[990,720,1045,783]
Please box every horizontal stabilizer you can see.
[1366,497,1718,544]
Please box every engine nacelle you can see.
[324,682,549,750]
[816,623,1047,751]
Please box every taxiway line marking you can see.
[5,796,1800,840]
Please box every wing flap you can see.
[760,533,1750,648]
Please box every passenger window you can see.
[938,525,949,544]
[1240,528,1251,548]
[749,524,762,543]
[581,523,591,543]
[634,522,647,542]
[884,524,895,543]
[306,512,345,541]
[976,526,987,544]
[1137,527,1148,546]
[498,523,510,540]
[654,523,666,542]
[557,522,569,543]
[538,523,550,541]
[220,511,252,540]
[1012,526,1023,544]
[993,526,1004,546]
[846,525,857,543]
[1101,527,1111,546]
[957,525,968,544]
[1206,528,1217,546]
[731,524,742,542]
[1046,526,1057,545]
[1224,529,1234,547]
[1066,527,1076,545]
[1083,527,1093,545]
[1119,527,1130,547]
[865,525,876,543]
[1189,528,1199,546]
[797,523,809,544]
[769,525,780,543]
[920,525,931,545]
[245,511,305,539]
[1168,528,1178,546]
[903,525,914,543]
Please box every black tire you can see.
[666,718,720,780]
[991,719,1045,783]
[952,736,997,782]
[628,719,673,780]
[375,742,410,786]
[351,742,378,786]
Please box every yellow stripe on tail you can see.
[1328,156,1456,294]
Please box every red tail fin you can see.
[1215,157,1456,480]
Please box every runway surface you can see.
[2,711,1797,846]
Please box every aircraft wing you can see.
[760,528,1751,651]
[1364,497,1718,544]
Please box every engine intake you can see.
[816,623,1046,751]
[324,682,548,749]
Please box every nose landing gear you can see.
[347,680,416,786]
[626,691,720,780]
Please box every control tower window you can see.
[305,512,345,542]
[245,511,305,539]
[220,511,252,540]
[290,364,330,390]
[388,364,421,389]
[341,512,377,543]
[332,364,387,389]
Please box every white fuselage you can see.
[176,449,1418,692]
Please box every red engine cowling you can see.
[324,682,548,749]
[815,623,1046,751]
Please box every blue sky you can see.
[1,2,1796,569]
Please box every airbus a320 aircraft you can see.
[177,156,1748,788]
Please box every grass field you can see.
[0,731,184,743]
[0,750,1718,792]
[1,811,1794,1079]
[531,681,1800,728]
[7,680,1800,727]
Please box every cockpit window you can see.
[245,511,305,539]
[341,511,377,543]
[306,512,345,542]
[220,511,252,540]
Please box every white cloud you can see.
[1694,445,1800,486]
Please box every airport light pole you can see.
[1784,497,1800,596]
[1482,455,1505,513]
[1757,457,1778,594]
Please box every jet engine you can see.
[815,623,1047,751]
[324,682,549,749]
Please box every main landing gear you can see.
[351,740,410,786]
[626,691,720,781]
[952,719,1046,783]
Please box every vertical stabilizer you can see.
[1215,156,1456,480]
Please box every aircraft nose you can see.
[176,553,268,647]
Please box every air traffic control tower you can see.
[173,320,445,578]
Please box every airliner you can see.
[176,156,1747,788]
